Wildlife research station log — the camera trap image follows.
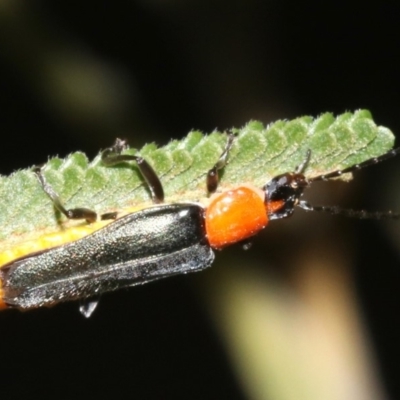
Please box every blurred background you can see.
[0,1,400,399]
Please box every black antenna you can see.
[295,146,400,220]
[310,147,400,182]
[298,200,400,220]
[295,149,311,174]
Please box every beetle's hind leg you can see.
[33,166,97,223]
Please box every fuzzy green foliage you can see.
[0,110,395,250]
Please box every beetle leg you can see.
[102,138,164,204]
[33,167,97,223]
[100,211,118,220]
[79,297,100,318]
[206,133,235,194]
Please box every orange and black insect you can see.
[0,136,399,316]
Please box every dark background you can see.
[0,1,399,399]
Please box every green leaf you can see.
[0,109,395,251]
